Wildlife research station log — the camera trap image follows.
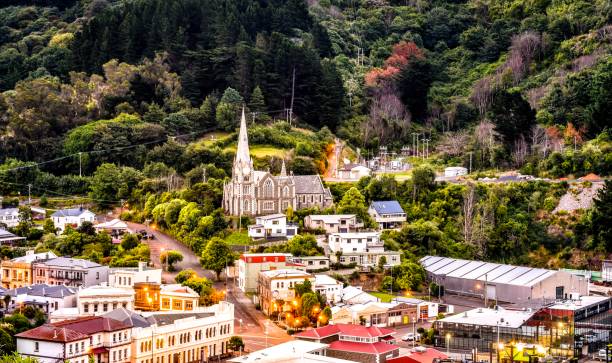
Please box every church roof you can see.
[235,107,251,167]
[293,175,326,194]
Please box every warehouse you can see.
[420,256,588,304]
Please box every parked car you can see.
[598,349,608,361]
[401,333,421,341]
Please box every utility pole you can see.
[421,138,426,161]
[289,66,296,126]
[78,152,82,177]
[469,152,473,174]
[28,184,32,205]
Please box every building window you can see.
[282,186,290,197]
[173,300,183,310]
[84,304,89,313]
[34,342,39,352]
[162,299,170,309]
[263,201,274,210]
[263,180,274,197]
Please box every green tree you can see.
[175,269,197,284]
[0,352,36,363]
[248,85,266,112]
[227,336,245,354]
[301,292,319,318]
[488,90,535,148]
[337,187,374,227]
[0,328,15,356]
[160,250,183,272]
[121,233,140,250]
[294,279,313,297]
[200,237,235,281]
[590,180,612,251]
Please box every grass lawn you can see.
[199,131,231,146]
[225,231,252,246]
[370,292,395,302]
[225,144,289,158]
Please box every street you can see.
[126,221,291,353]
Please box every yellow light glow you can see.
[498,343,505,350]
[292,300,298,306]
[557,322,564,328]
[516,343,524,352]
[286,313,292,319]
[536,345,546,354]
[445,333,451,339]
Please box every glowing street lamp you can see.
[446,333,451,356]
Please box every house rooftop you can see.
[437,307,535,329]
[11,251,57,263]
[370,201,405,215]
[0,208,19,216]
[53,316,131,334]
[328,340,398,355]
[255,214,286,220]
[315,274,342,286]
[16,324,89,342]
[227,341,351,363]
[547,296,611,311]
[260,269,312,279]
[296,323,395,340]
[329,231,380,238]
[51,207,93,217]
[307,214,357,223]
[7,284,77,299]
[35,257,102,269]
[78,285,134,298]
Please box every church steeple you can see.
[280,159,287,177]
[233,106,253,180]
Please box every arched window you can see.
[282,186,290,197]
[264,179,274,197]
[244,200,250,211]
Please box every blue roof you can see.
[370,200,404,215]
[51,208,93,217]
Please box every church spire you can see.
[280,159,287,177]
[235,106,251,165]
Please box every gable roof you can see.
[36,257,102,269]
[370,201,404,215]
[0,208,19,216]
[53,316,131,334]
[12,251,58,263]
[16,324,89,342]
[102,308,151,328]
[51,208,93,218]
[0,229,26,242]
[328,340,398,355]
[256,214,286,221]
[388,348,448,363]
[7,284,77,299]
[292,175,326,194]
[295,323,395,340]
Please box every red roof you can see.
[53,316,131,334]
[91,347,109,354]
[328,340,399,355]
[295,323,396,339]
[240,254,289,263]
[16,325,89,342]
[388,348,448,363]
[579,173,602,181]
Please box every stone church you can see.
[223,109,333,216]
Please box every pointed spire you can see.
[235,106,251,166]
[280,159,287,177]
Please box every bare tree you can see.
[365,85,410,145]
[512,135,529,166]
[436,131,469,157]
[530,125,548,157]
[471,76,497,115]
[474,119,498,165]
[505,32,542,84]
[462,182,476,245]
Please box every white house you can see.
[94,218,130,236]
[314,274,344,304]
[328,232,401,270]
[248,214,298,239]
[77,284,135,315]
[258,269,315,316]
[6,284,77,314]
[51,208,96,232]
[291,256,330,272]
[368,201,407,229]
[337,164,372,180]
[304,214,363,234]
[341,286,380,305]
[444,166,468,177]
[0,208,20,228]
[109,261,162,288]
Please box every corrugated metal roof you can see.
[421,256,564,287]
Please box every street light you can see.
[446,333,451,356]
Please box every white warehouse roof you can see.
[420,256,559,288]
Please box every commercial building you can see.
[341,286,380,305]
[304,214,363,234]
[420,256,589,304]
[237,253,304,293]
[433,296,611,358]
[228,340,359,363]
[33,257,109,287]
[328,232,401,270]
[109,262,162,288]
[258,268,314,316]
[247,214,298,239]
[106,302,235,363]
[1,250,57,288]
[133,282,199,311]
[368,201,407,229]
[391,297,453,321]
[292,256,330,272]
[296,324,400,363]
[16,316,132,363]
[79,285,135,315]
[5,284,77,314]
[51,207,96,233]
[314,274,344,304]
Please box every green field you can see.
[199,132,231,146]
[224,144,289,158]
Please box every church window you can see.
[263,201,274,210]
[244,200,250,211]
[243,185,249,194]
[264,180,274,197]
[282,186,290,197]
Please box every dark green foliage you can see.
[590,180,612,251]
[488,90,535,147]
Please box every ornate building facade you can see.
[223,109,333,216]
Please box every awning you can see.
[91,347,108,354]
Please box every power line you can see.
[0,179,122,204]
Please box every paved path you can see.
[126,221,291,352]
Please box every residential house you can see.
[341,286,380,305]
[109,262,162,288]
[247,214,298,239]
[1,250,57,289]
[16,324,91,363]
[237,253,304,293]
[295,324,400,363]
[328,232,401,270]
[51,207,96,233]
[258,269,314,316]
[17,316,132,363]
[32,257,109,287]
[291,256,330,272]
[105,301,235,363]
[0,208,20,228]
[160,284,200,311]
[391,297,452,321]
[304,215,363,234]
[314,275,344,304]
[94,219,130,236]
[5,284,77,314]
[337,164,372,180]
[0,228,26,245]
[387,348,448,363]
[368,201,406,229]
[330,302,395,326]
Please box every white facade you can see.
[291,256,330,272]
[17,332,90,363]
[52,208,96,232]
[237,253,296,293]
[304,214,363,234]
[314,274,343,304]
[109,262,162,288]
[131,302,235,363]
[341,286,380,305]
[444,167,468,177]
[247,214,298,239]
[78,285,135,315]
[260,269,314,302]
[328,232,383,254]
[0,208,20,228]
